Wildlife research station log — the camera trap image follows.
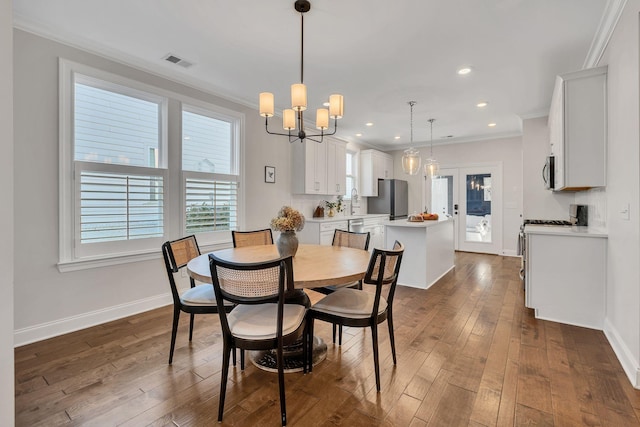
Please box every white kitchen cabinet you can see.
[360,149,393,196]
[362,216,386,250]
[326,138,347,196]
[548,66,607,191]
[291,139,327,194]
[297,220,348,245]
[525,226,607,329]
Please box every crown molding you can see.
[583,0,628,68]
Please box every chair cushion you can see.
[181,284,232,307]
[311,288,387,319]
[228,303,306,340]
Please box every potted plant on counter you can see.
[324,196,344,217]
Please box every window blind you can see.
[80,171,164,243]
[185,178,238,233]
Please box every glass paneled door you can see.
[428,165,502,254]
[430,168,459,250]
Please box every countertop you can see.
[384,217,454,228]
[305,214,389,223]
[524,224,608,238]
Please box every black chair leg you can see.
[188,313,195,341]
[332,323,337,344]
[241,349,245,370]
[339,324,343,345]
[308,317,315,373]
[168,307,180,364]
[276,343,287,426]
[218,342,232,422]
[232,346,237,366]
[387,311,397,365]
[371,324,381,392]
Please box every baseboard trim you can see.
[14,293,172,347]
[603,317,640,389]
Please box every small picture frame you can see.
[265,166,276,183]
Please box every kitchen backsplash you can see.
[290,194,367,218]
[575,187,607,230]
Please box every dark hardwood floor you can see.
[15,252,640,426]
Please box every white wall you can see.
[388,136,523,255]
[13,29,294,344]
[522,116,576,219]
[1,0,14,423]
[590,0,640,387]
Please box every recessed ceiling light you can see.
[457,67,472,75]
[476,101,488,108]
[323,101,330,107]
[365,122,373,127]
[488,122,497,127]
[394,136,401,140]
[355,133,362,137]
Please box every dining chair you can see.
[161,235,234,365]
[209,253,308,426]
[231,228,274,368]
[307,240,404,392]
[232,228,274,247]
[315,229,370,344]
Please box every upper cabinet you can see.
[292,139,327,194]
[291,137,346,195]
[548,66,607,191]
[360,149,393,196]
[326,138,347,196]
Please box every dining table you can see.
[186,243,371,372]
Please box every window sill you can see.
[58,239,233,272]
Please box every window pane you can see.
[80,171,164,243]
[465,173,492,243]
[185,178,238,233]
[182,111,232,174]
[74,83,160,166]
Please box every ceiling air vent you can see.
[163,54,193,69]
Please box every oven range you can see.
[518,219,572,282]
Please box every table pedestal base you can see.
[249,336,327,373]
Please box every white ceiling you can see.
[13,0,607,150]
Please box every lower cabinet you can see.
[297,220,348,245]
[525,231,606,329]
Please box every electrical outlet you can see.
[181,268,188,278]
[620,203,630,220]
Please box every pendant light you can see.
[258,0,343,143]
[401,101,421,175]
[424,118,439,177]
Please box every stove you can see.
[523,219,572,226]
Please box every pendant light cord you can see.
[409,101,416,146]
[300,11,304,84]
[428,118,435,157]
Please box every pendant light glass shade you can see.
[424,118,439,177]
[401,101,421,175]
[424,158,439,177]
[402,147,421,175]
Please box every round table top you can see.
[187,244,371,289]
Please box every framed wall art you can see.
[265,166,276,183]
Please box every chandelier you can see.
[259,0,343,143]
[424,118,439,177]
[401,101,421,175]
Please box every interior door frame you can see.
[423,162,503,255]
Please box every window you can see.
[59,60,244,270]
[182,105,240,239]
[345,150,357,198]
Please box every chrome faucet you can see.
[350,187,359,215]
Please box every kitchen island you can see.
[384,217,455,289]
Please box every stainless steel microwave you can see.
[543,156,555,190]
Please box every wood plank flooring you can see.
[15,252,640,426]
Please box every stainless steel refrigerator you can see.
[368,179,409,219]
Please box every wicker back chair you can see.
[209,254,307,426]
[232,228,274,248]
[161,235,233,364]
[307,241,404,391]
